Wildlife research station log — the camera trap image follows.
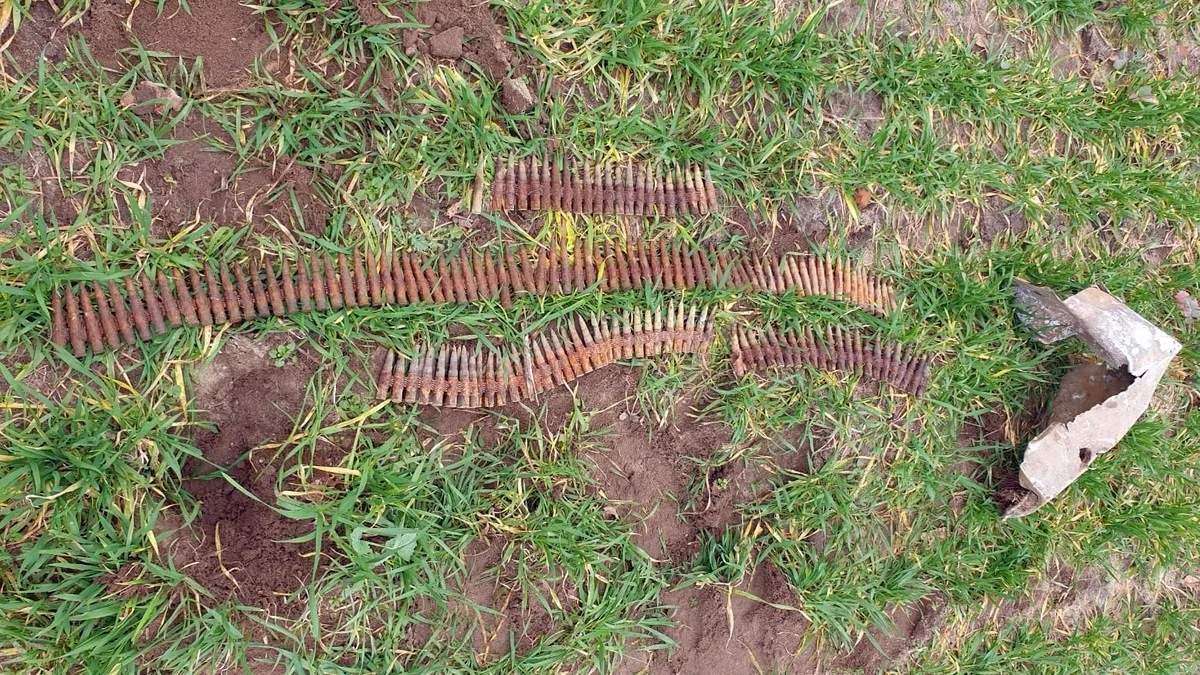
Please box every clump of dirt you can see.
[166,334,325,612]
[83,0,273,88]
[401,0,518,80]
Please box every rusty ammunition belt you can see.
[731,324,932,397]
[49,243,896,357]
[472,157,718,216]
[374,304,714,407]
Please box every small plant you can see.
[269,342,299,367]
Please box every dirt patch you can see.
[166,334,325,612]
[834,596,940,672]
[628,564,815,675]
[82,0,272,88]
[595,415,730,563]
[2,2,73,73]
[115,115,331,238]
[3,143,81,227]
[457,535,581,665]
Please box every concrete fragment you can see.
[1004,283,1181,518]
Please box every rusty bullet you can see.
[494,254,512,308]
[377,350,395,400]
[425,254,446,304]
[482,251,499,302]
[125,276,153,341]
[246,262,269,318]
[447,256,466,304]
[504,154,516,211]
[262,262,284,317]
[230,262,255,320]
[319,254,340,310]
[516,157,529,211]
[624,160,635,216]
[353,251,369,307]
[392,351,409,402]
[471,250,487,301]
[337,253,355,308]
[428,256,448,304]
[492,158,505,211]
[277,258,297,315]
[365,251,381,307]
[294,256,312,313]
[471,156,486,214]
[379,250,395,306]
[201,264,225,326]
[188,269,213,327]
[704,166,718,212]
[51,289,68,349]
[61,286,85,355]
[78,286,105,354]
[395,252,416,304]
[530,157,542,211]
[305,254,324,312]
[505,248,524,296]
[90,282,121,349]
[108,280,136,344]
[402,254,425,304]
[389,250,408,306]
[170,270,200,327]
[140,272,168,335]
[155,269,182,328]
[671,241,687,290]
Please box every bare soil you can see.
[132,117,331,239]
[174,334,326,613]
[82,0,273,88]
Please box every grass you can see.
[1,0,1199,672]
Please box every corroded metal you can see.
[45,243,899,356]
[730,324,931,396]
[373,305,715,407]
[486,155,719,218]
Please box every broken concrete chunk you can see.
[501,77,534,114]
[429,26,464,58]
[1004,283,1181,518]
[1014,279,1079,344]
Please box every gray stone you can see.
[501,77,534,114]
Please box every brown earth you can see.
[82,0,273,88]
[631,564,818,675]
[167,334,327,613]
[1,1,73,73]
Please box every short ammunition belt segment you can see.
[730,324,931,397]
[374,304,714,407]
[473,156,719,216]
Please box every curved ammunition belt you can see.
[375,303,714,408]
